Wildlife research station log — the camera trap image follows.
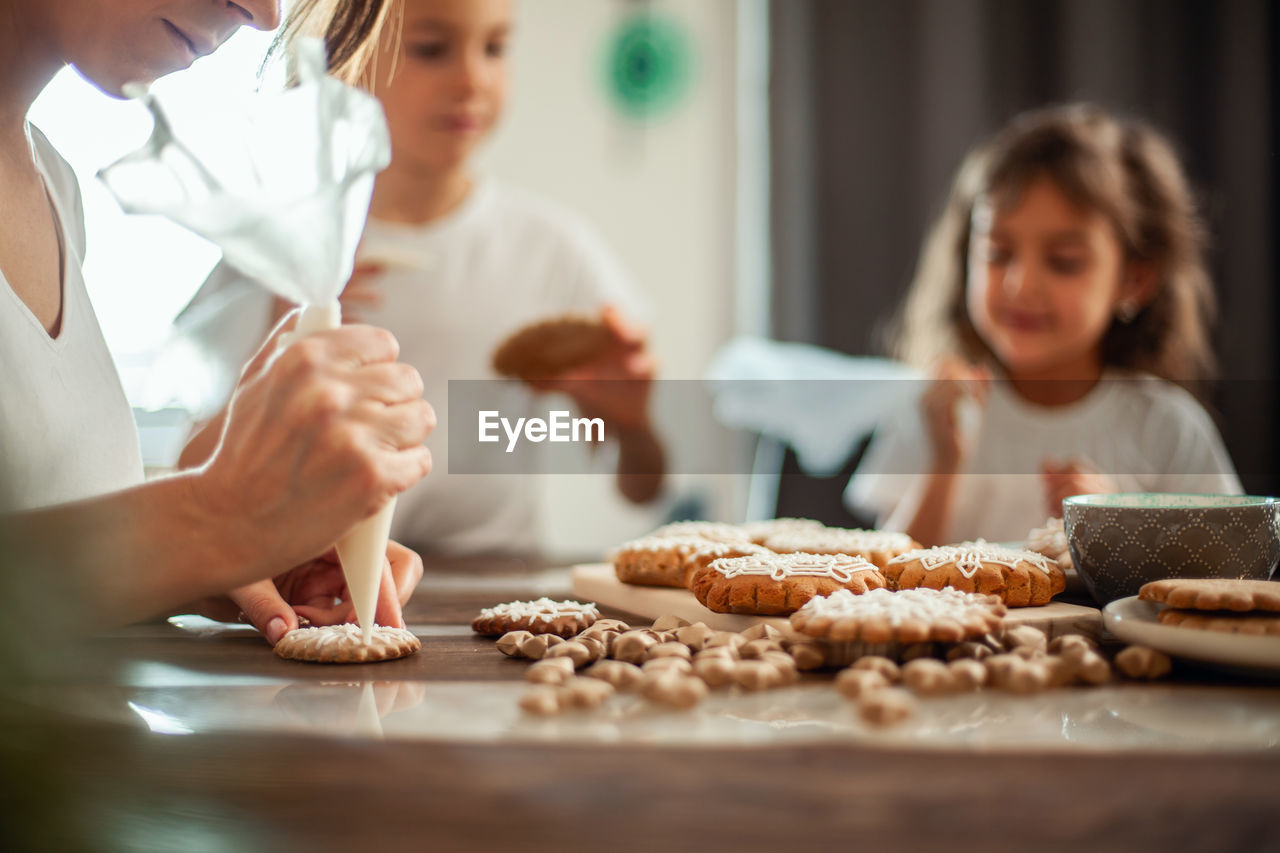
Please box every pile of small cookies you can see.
[473,596,1173,725]
[613,517,1067,612]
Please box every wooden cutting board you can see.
[570,563,1103,640]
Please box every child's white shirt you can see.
[845,370,1243,543]
[178,179,640,553]
[0,125,144,512]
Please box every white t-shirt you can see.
[177,179,638,553]
[0,125,144,512]
[844,371,1243,543]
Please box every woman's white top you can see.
[845,370,1243,543]
[0,125,144,512]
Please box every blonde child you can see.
[179,0,665,554]
[846,104,1241,546]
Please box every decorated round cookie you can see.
[612,535,769,588]
[647,521,756,546]
[884,541,1065,607]
[790,587,1007,644]
[736,517,826,545]
[273,624,421,664]
[763,528,919,570]
[690,552,886,616]
[491,314,613,380]
[472,598,600,637]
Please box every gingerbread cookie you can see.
[471,598,600,637]
[1156,609,1280,636]
[647,520,755,545]
[611,535,768,588]
[763,528,919,570]
[1139,578,1280,613]
[736,517,826,545]
[1025,517,1073,571]
[790,587,1006,644]
[885,541,1064,607]
[273,624,421,664]
[491,314,612,380]
[690,552,886,616]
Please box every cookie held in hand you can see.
[492,314,613,380]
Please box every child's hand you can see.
[528,305,656,431]
[920,357,990,473]
[338,261,386,323]
[1041,457,1116,516]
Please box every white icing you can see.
[737,518,826,541]
[765,528,914,555]
[711,553,878,584]
[795,587,1000,624]
[886,540,1054,580]
[281,623,417,651]
[477,598,599,623]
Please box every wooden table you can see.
[2,554,1278,852]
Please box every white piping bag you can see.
[100,39,394,642]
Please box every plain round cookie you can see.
[1157,608,1280,636]
[491,315,613,380]
[472,598,600,637]
[885,542,1065,607]
[690,552,886,616]
[273,624,421,664]
[790,587,1007,644]
[1139,578,1280,612]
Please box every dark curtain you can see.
[770,0,1279,518]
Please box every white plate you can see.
[1103,596,1280,670]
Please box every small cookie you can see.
[611,535,768,589]
[690,553,887,616]
[1139,579,1280,613]
[763,528,919,570]
[1025,517,1073,571]
[1157,609,1280,636]
[790,587,1006,644]
[471,598,599,637]
[885,541,1065,607]
[491,314,613,380]
[273,624,420,664]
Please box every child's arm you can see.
[901,359,989,545]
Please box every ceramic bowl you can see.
[1062,493,1280,606]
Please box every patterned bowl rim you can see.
[1063,493,1277,510]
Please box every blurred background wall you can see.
[770,0,1279,522]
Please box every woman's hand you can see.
[192,311,435,580]
[920,357,990,473]
[1041,457,1116,517]
[191,541,425,645]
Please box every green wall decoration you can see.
[603,11,693,119]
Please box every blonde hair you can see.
[893,103,1217,384]
[270,0,403,89]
